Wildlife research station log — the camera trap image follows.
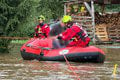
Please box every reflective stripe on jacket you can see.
[34,24,50,38]
[59,23,90,47]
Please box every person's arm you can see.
[44,25,50,37]
[34,27,37,32]
[58,27,76,41]
[34,25,39,37]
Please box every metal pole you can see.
[91,0,96,44]
[84,2,92,16]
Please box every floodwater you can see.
[0,44,120,80]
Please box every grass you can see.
[11,40,28,44]
[11,39,120,45]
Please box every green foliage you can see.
[37,0,64,22]
[95,4,120,12]
[0,0,34,53]
[0,39,11,53]
[16,0,64,37]
[105,4,120,12]
[14,0,40,37]
[0,0,64,53]
[11,40,28,44]
[0,0,34,35]
[0,0,64,37]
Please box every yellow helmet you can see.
[62,15,72,23]
[38,15,45,21]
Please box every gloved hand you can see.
[57,34,62,40]
[34,33,39,37]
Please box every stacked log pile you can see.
[107,25,120,41]
[95,12,120,42]
[71,11,120,42]
[95,12,120,26]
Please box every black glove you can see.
[35,33,39,37]
[57,36,62,39]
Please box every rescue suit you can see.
[58,23,90,47]
[34,23,50,38]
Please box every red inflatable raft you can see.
[20,38,105,63]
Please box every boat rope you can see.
[63,54,80,80]
[26,44,51,50]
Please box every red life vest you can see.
[59,23,90,47]
[34,24,50,38]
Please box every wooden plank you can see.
[86,28,94,31]
[83,25,93,27]
[87,32,94,34]
[95,24,109,41]
[73,19,92,22]
[95,36,109,41]
[63,0,85,3]
[72,16,92,19]
[108,26,120,40]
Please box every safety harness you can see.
[71,23,88,42]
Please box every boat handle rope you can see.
[63,54,80,80]
[26,44,51,50]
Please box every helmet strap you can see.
[39,23,44,27]
[66,21,73,28]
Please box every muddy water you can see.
[0,44,120,80]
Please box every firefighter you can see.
[34,15,50,38]
[57,15,90,47]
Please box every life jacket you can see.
[37,26,42,34]
[35,23,49,38]
[71,23,88,42]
